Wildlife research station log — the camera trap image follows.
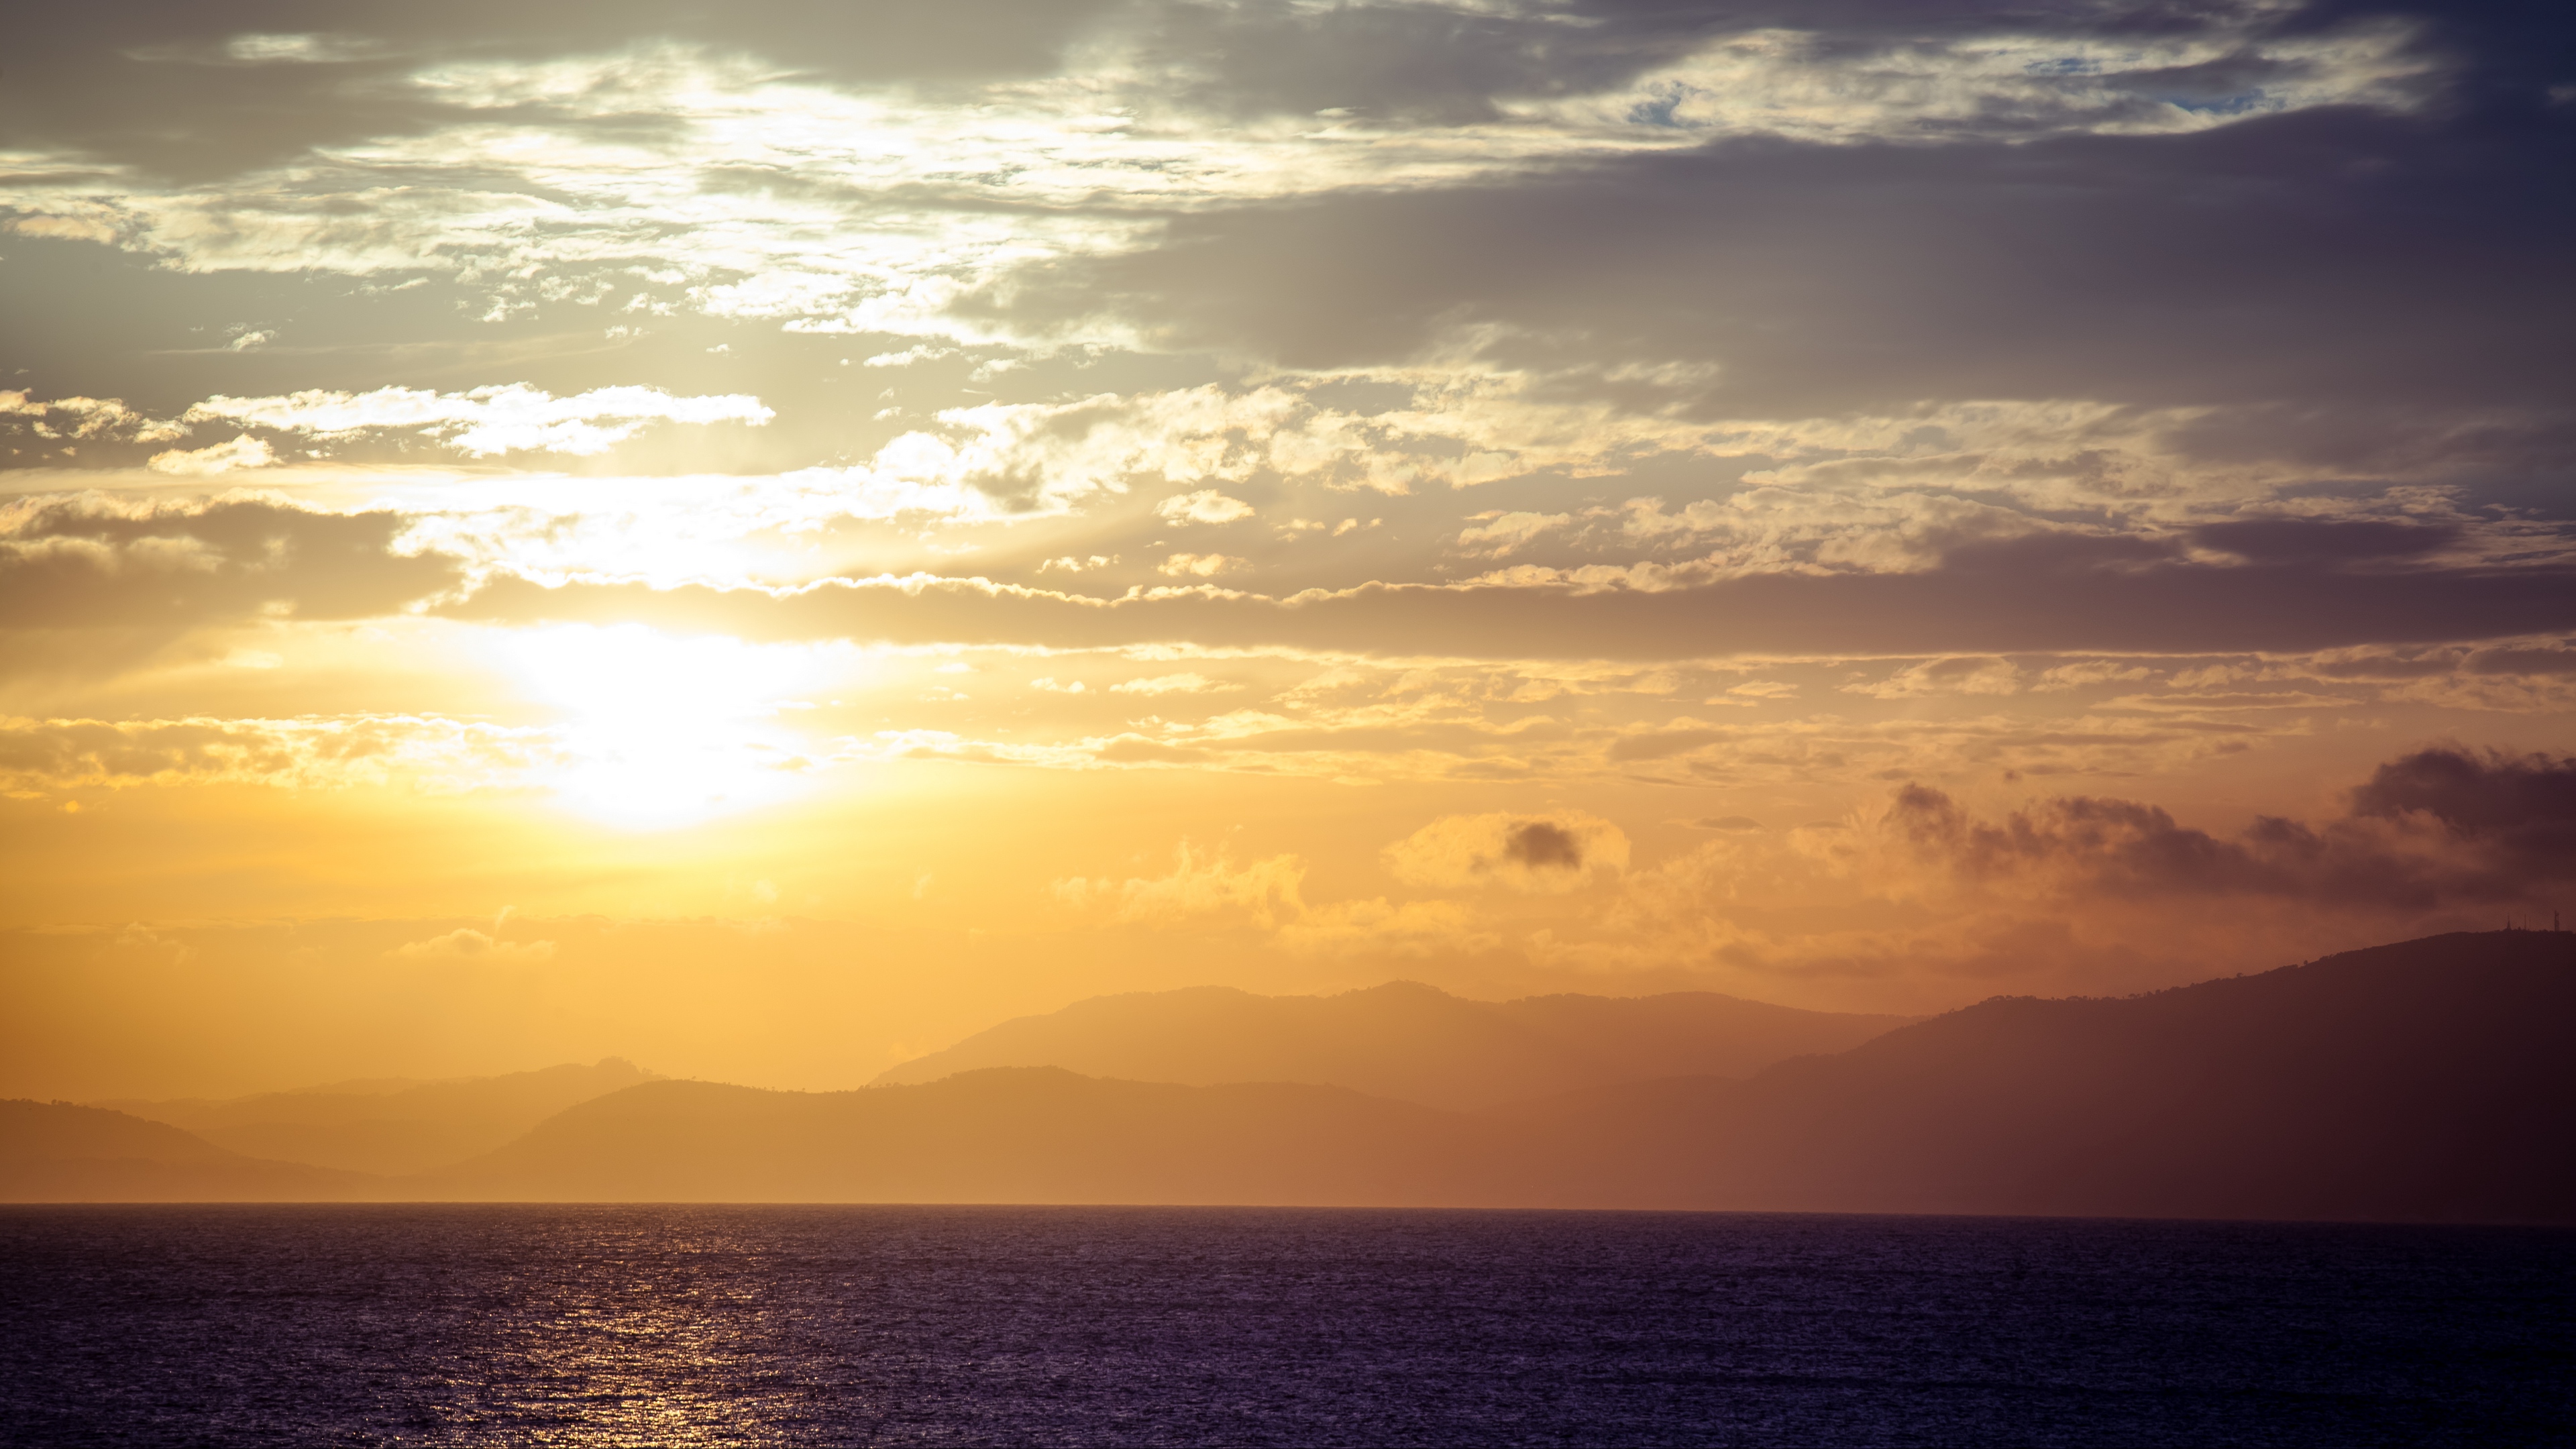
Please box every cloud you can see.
[2192,517,2461,563]
[146,433,275,476]
[0,1,2445,359]
[2349,746,2576,879]
[1155,490,1255,525]
[1888,745,2576,910]
[0,714,575,794]
[1159,553,1244,578]
[1055,841,1305,928]
[847,383,1647,512]
[1052,838,1499,955]
[447,547,2576,663]
[1090,735,1214,765]
[1843,657,2022,699]
[386,928,557,964]
[1109,673,1230,695]
[184,384,773,458]
[1384,812,1629,894]
[989,105,2567,422]
[0,499,461,639]
[0,390,187,443]
[1455,511,1569,558]
[1546,742,2576,1000]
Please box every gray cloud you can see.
[448,547,2576,660]
[2191,518,2461,562]
[1890,745,2576,910]
[2350,745,2576,871]
[7,0,2418,184]
[0,500,459,631]
[982,107,2575,421]
[1501,820,1585,871]
[1,1,1126,182]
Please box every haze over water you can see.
[5,1205,2569,1447]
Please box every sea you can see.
[1,1205,2569,1446]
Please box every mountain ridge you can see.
[7,932,2567,1222]
[871,979,1918,1108]
[91,1058,665,1175]
[0,1099,372,1202]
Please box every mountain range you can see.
[91,1059,663,1174]
[7,932,2568,1223]
[870,981,1917,1108]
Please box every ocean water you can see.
[1,1206,2569,1447]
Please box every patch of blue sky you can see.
[1625,84,1700,129]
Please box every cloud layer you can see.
[0,0,2566,1064]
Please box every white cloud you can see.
[183,383,773,457]
[1160,553,1244,578]
[1155,490,1256,525]
[4,18,2434,347]
[1456,511,1569,557]
[1844,657,2023,699]
[1110,674,1231,695]
[386,927,557,963]
[865,345,957,368]
[0,390,189,442]
[147,433,276,476]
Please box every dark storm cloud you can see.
[980,103,2575,417]
[0,500,459,630]
[1890,745,2576,909]
[447,535,2576,660]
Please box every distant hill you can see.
[1501,930,2576,1223]
[425,1071,1511,1205]
[0,1101,370,1201]
[93,1059,663,1175]
[435,932,2575,1222]
[13,934,2571,1223]
[871,982,1916,1108]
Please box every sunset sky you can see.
[3,0,2570,1099]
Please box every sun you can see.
[498,623,834,828]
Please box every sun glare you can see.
[500,623,829,828]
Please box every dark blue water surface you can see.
[1,1206,2569,1446]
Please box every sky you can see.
[3,0,2572,1099]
